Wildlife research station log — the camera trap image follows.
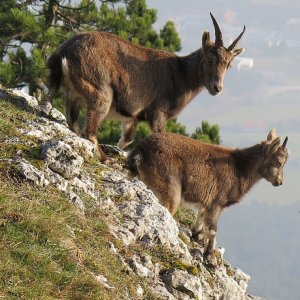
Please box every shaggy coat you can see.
[47,13,245,160]
[126,129,288,258]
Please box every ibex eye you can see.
[274,161,281,168]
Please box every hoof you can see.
[96,147,107,162]
[206,253,218,267]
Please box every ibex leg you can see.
[82,92,112,161]
[118,119,137,149]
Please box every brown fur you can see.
[47,14,245,160]
[126,129,288,257]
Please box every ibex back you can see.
[126,129,288,262]
[47,13,245,160]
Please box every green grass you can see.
[175,208,196,229]
[0,173,154,299]
[0,98,157,299]
[0,99,35,137]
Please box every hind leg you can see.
[82,93,112,161]
[66,97,81,135]
[192,207,206,246]
[118,119,137,149]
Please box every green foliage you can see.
[175,208,197,229]
[0,0,181,94]
[98,120,122,145]
[191,120,220,144]
[166,118,188,136]
[160,21,182,52]
[97,118,220,147]
[0,62,14,86]
[134,122,151,145]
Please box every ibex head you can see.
[261,129,289,186]
[201,13,246,95]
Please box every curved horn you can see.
[282,136,288,149]
[210,12,223,47]
[227,25,246,51]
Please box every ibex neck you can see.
[179,48,204,90]
[232,143,265,195]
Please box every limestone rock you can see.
[0,88,38,112]
[1,87,264,300]
[127,256,151,277]
[64,136,96,159]
[42,140,84,179]
[39,101,67,124]
[150,284,177,300]
[13,157,49,187]
[161,268,202,300]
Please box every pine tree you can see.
[0,0,181,99]
[191,121,220,144]
[0,1,220,146]
[98,119,220,147]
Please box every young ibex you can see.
[126,129,288,259]
[47,13,245,160]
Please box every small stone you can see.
[141,254,154,270]
[127,257,150,277]
[136,285,144,297]
[66,191,85,212]
[108,242,117,254]
[94,274,114,289]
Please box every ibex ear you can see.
[267,137,282,154]
[232,48,245,57]
[202,31,210,48]
[267,128,277,141]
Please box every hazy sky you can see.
[146,1,300,299]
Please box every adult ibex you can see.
[47,13,245,160]
[126,129,288,261]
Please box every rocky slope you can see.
[0,86,263,300]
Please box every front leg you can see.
[192,205,222,261]
[117,119,137,149]
[202,205,223,265]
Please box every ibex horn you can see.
[282,137,288,149]
[227,25,246,51]
[210,12,223,47]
